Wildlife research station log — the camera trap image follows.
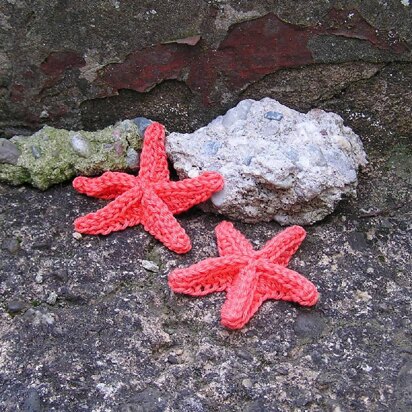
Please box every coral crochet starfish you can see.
[73,122,224,254]
[169,221,319,329]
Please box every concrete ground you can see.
[0,130,411,411]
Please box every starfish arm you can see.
[74,184,144,235]
[168,255,248,296]
[73,172,137,200]
[257,226,306,266]
[259,262,319,306]
[138,122,170,184]
[221,262,262,330]
[156,171,224,214]
[215,221,254,256]
[140,189,191,254]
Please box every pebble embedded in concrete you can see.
[126,147,139,169]
[0,138,21,165]
[294,312,326,339]
[264,111,283,121]
[72,232,82,240]
[140,260,160,272]
[7,299,27,314]
[70,133,90,157]
[35,273,43,284]
[30,146,42,159]
[46,291,58,305]
[133,117,152,135]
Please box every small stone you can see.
[46,291,58,305]
[22,388,43,412]
[140,260,160,272]
[0,138,21,164]
[59,287,85,304]
[264,110,283,121]
[1,237,20,253]
[202,140,221,156]
[30,145,42,159]
[310,351,324,366]
[133,117,152,135]
[276,366,289,375]
[72,232,82,240]
[167,355,179,364]
[355,290,372,302]
[242,378,253,388]
[126,147,140,169]
[35,273,43,284]
[294,311,326,339]
[243,155,253,166]
[187,169,200,178]
[40,110,49,119]
[7,299,27,314]
[70,133,90,157]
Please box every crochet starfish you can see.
[169,221,319,329]
[73,122,224,254]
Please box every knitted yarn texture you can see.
[73,122,224,254]
[169,221,319,329]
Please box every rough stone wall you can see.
[0,0,411,140]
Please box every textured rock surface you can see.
[167,98,367,225]
[0,120,143,190]
[0,134,410,411]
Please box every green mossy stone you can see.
[0,120,143,190]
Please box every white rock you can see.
[140,260,160,272]
[72,232,83,240]
[46,291,58,305]
[166,98,367,225]
[35,273,43,284]
[70,133,90,157]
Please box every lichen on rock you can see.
[0,119,144,190]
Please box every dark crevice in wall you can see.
[80,80,198,133]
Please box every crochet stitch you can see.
[73,122,224,254]
[168,221,319,329]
